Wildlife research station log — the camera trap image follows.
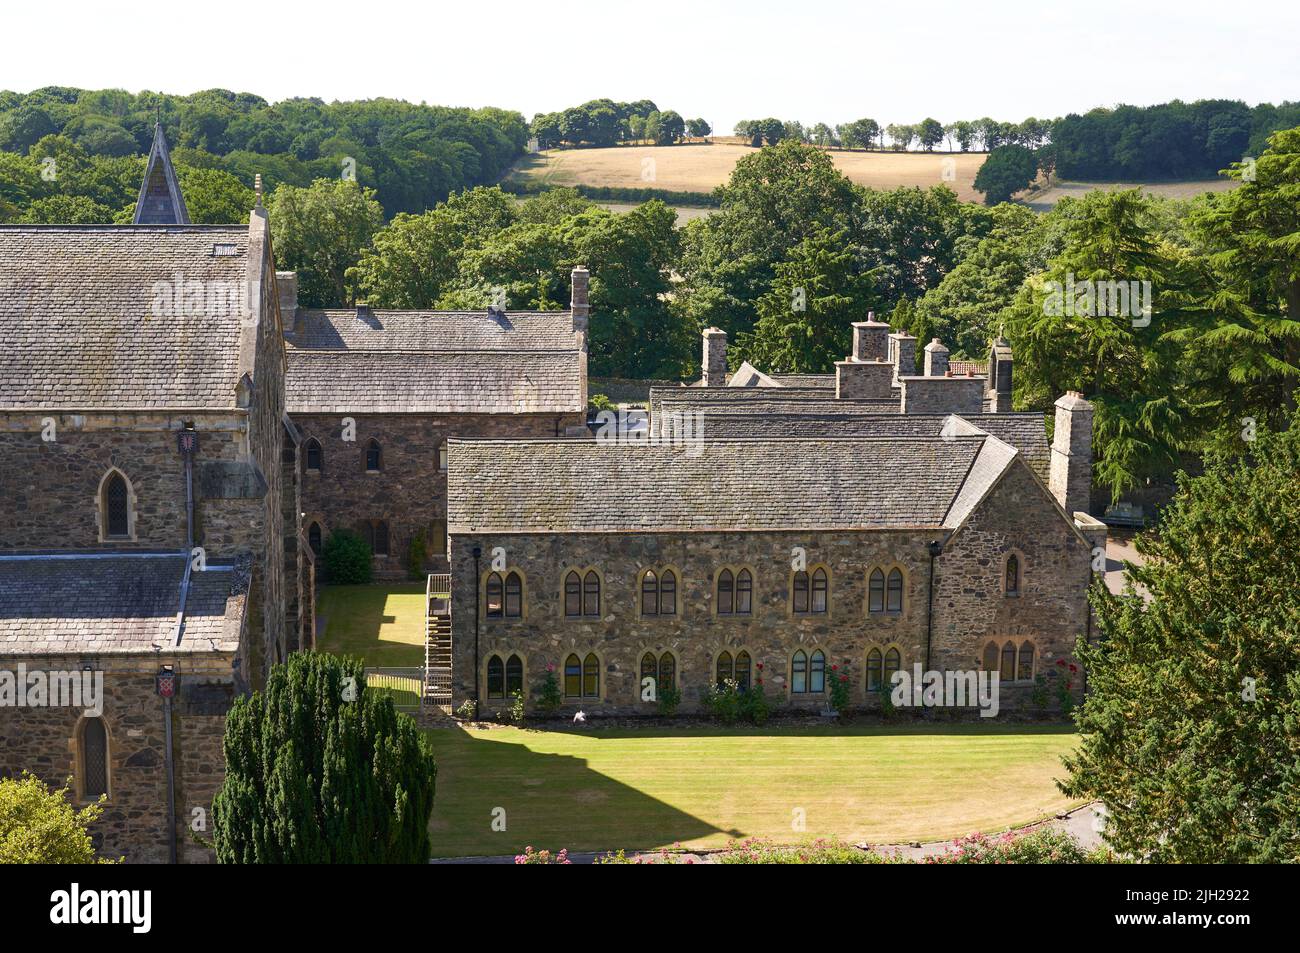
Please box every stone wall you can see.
[0,651,240,863]
[900,376,987,416]
[448,466,1091,717]
[295,412,584,579]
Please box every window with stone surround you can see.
[640,651,677,696]
[365,438,382,472]
[1003,552,1022,597]
[98,468,134,541]
[640,567,678,617]
[360,520,389,557]
[564,569,601,618]
[486,653,524,699]
[792,567,829,615]
[866,645,903,691]
[305,437,322,471]
[715,567,754,616]
[308,521,323,555]
[80,716,109,799]
[716,649,753,690]
[982,640,1035,683]
[563,652,601,698]
[485,570,524,618]
[868,567,906,615]
[791,649,826,693]
[438,439,448,472]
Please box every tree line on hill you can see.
[736,99,1300,180]
[0,86,528,218]
[528,99,711,149]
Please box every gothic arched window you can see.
[305,438,322,471]
[308,522,323,555]
[102,471,130,539]
[365,438,382,472]
[81,717,108,798]
[1005,554,1021,596]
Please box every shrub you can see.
[406,534,427,581]
[828,663,851,713]
[322,528,372,584]
[1054,660,1077,715]
[740,682,771,725]
[597,848,688,864]
[515,846,570,864]
[212,652,436,863]
[507,688,526,725]
[1030,674,1050,711]
[717,837,881,864]
[657,685,682,717]
[536,665,563,715]
[0,773,117,864]
[877,680,897,719]
[703,679,744,724]
[925,828,1121,864]
[453,699,478,721]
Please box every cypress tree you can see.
[212,653,436,863]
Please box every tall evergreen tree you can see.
[1062,416,1300,862]
[212,652,436,864]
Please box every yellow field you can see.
[510,142,989,202]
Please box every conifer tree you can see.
[212,652,436,863]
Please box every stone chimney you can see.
[570,265,589,335]
[888,331,917,381]
[276,271,299,334]
[986,336,1013,412]
[1049,391,1094,516]
[923,338,949,377]
[702,327,728,386]
[851,313,891,362]
[836,359,894,399]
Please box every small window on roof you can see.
[212,243,238,257]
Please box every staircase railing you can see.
[423,573,453,710]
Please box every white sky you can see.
[3,0,1297,133]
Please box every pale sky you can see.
[3,0,1297,133]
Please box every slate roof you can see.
[0,553,249,655]
[287,309,580,351]
[0,225,252,409]
[769,374,836,388]
[687,412,1050,481]
[447,436,1001,533]
[285,350,585,414]
[284,308,585,415]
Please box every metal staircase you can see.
[423,573,452,710]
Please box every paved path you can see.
[429,802,1107,864]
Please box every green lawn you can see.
[316,584,426,666]
[425,723,1081,858]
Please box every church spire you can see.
[132,121,190,225]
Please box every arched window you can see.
[716,650,733,687]
[430,519,447,559]
[102,471,130,539]
[734,650,752,690]
[886,569,904,613]
[641,652,677,697]
[486,573,504,617]
[504,572,523,618]
[809,649,826,693]
[583,652,600,697]
[1005,554,1020,596]
[438,440,449,472]
[360,521,375,552]
[1000,641,1017,682]
[365,438,382,472]
[564,572,582,617]
[373,520,389,556]
[486,654,505,698]
[305,438,322,471]
[792,570,809,613]
[1017,641,1034,681]
[564,653,582,697]
[660,570,677,616]
[81,717,108,798]
[717,569,734,615]
[308,522,322,555]
[867,648,883,691]
[884,647,901,686]
[811,568,828,614]
[868,568,885,614]
[583,571,600,617]
[736,569,753,614]
[642,570,659,616]
[506,654,524,695]
[792,650,807,693]
[982,642,999,672]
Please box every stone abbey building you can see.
[1,125,1101,860]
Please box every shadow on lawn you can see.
[427,726,740,858]
[316,584,424,666]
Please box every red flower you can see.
[831,664,839,671]
[756,662,764,670]
[840,675,849,682]
[1069,664,1078,673]
[1056,659,1067,667]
